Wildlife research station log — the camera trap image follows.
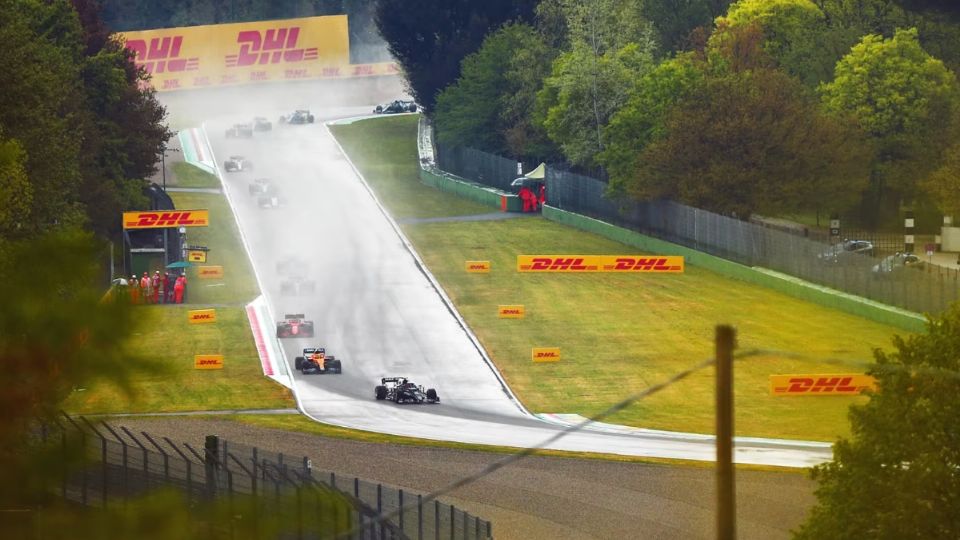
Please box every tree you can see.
[625,68,870,218]
[795,304,960,539]
[920,142,960,216]
[820,28,960,225]
[375,0,539,113]
[0,134,32,239]
[642,0,733,53]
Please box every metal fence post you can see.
[204,434,219,500]
[377,483,384,540]
[435,500,440,540]
[450,505,454,540]
[417,494,423,540]
[398,489,404,533]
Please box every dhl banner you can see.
[532,347,561,363]
[188,250,207,263]
[466,261,491,273]
[498,305,525,319]
[198,266,224,279]
[119,16,400,92]
[188,309,217,324]
[123,210,209,229]
[770,374,877,396]
[517,255,684,273]
[194,354,224,370]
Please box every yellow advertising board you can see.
[517,255,684,273]
[197,266,224,279]
[532,347,561,363]
[188,250,207,263]
[118,16,397,92]
[465,261,491,273]
[769,374,877,396]
[194,354,224,370]
[122,210,209,229]
[498,305,525,319]
[188,309,217,324]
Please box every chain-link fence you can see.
[432,142,960,315]
[49,416,491,540]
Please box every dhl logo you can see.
[468,264,487,270]
[225,28,319,68]
[188,309,216,324]
[531,257,591,271]
[770,374,876,396]
[194,354,224,369]
[608,257,683,272]
[200,269,217,275]
[502,309,521,314]
[498,305,525,319]
[532,347,561,362]
[465,261,491,273]
[122,210,209,229]
[198,266,224,279]
[126,36,200,74]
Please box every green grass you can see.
[330,117,491,219]
[63,307,292,413]
[168,191,259,305]
[171,162,220,189]
[331,116,906,443]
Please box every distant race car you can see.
[872,252,924,277]
[225,123,253,138]
[279,110,315,125]
[294,347,342,374]
[224,155,253,173]
[280,276,316,296]
[374,100,418,114]
[375,377,440,404]
[249,178,272,195]
[253,116,272,131]
[816,239,874,265]
[276,313,314,338]
[257,185,286,209]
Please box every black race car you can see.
[253,116,272,131]
[280,275,316,296]
[225,123,254,138]
[375,377,439,404]
[374,100,418,114]
[276,313,314,338]
[249,178,272,195]
[279,110,315,125]
[294,347,342,374]
[224,155,253,173]
[257,186,286,209]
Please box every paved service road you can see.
[203,106,832,468]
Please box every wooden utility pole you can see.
[716,325,736,540]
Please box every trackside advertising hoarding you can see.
[119,16,401,91]
[517,255,684,273]
[122,210,209,229]
[769,374,877,396]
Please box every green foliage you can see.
[0,135,33,239]
[626,68,870,218]
[642,0,733,53]
[795,304,960,539]
[921,142,960,215]
[820,28,960,220]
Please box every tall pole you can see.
[716,325,736,540]
[161,150,166,191]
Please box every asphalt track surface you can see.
[202,105,833,468]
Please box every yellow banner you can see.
[188,250,207,263]
[466,261,491,273]
[197,266,224,279]
[118,16,400,92]
[188,309,217,324]
[123,210,209,229]
[517,255,684,273]
[770,374,876,396]
[194,354,224,370]
[532,347,561,363]
[498,305,525,319]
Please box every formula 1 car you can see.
[375,377,440,404]
[294,347,342,374]
[225,123,253,138]
[374,100,418,114]
[224,155,253,172]
[253,116,272,131]
[249,178,272,195]
[280,276,316,296]
[257,186,286,209]
[276,313,314,338]
[279,110,315,125]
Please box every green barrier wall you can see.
[543,206,927,332]
[420,167,520,210]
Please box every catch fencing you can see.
[433,142,960,315]
[49,415,492,540]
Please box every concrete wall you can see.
[543,206,927,332]
[419,167,520,211]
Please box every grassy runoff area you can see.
[170,162,221,189]
[64,190,293,414]
[330,116,905,442]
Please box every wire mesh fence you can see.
[432,141,960,315]
[48,416,491,540]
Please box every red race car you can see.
[276,313,315,338]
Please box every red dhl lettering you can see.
[193,76,211,86]
[192,314,213,319]
[322,67,341,77]
[501,309,521,314]
[200,269,218,275]
[225,28,319,68]
[126,36,200,74]
[613,257,682,271]
[198,359,220,365]
[777,377,864,394]
[352,65,374,76]
[220,74,238,84]
[126,211,203,228]
[529,257,588,271]
[534,352,559,358]
[284,68,308,79]
[468,264,487,270]
[249,71,269,81]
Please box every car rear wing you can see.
[285,313,305,319]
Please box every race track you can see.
[201,104,832,468]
